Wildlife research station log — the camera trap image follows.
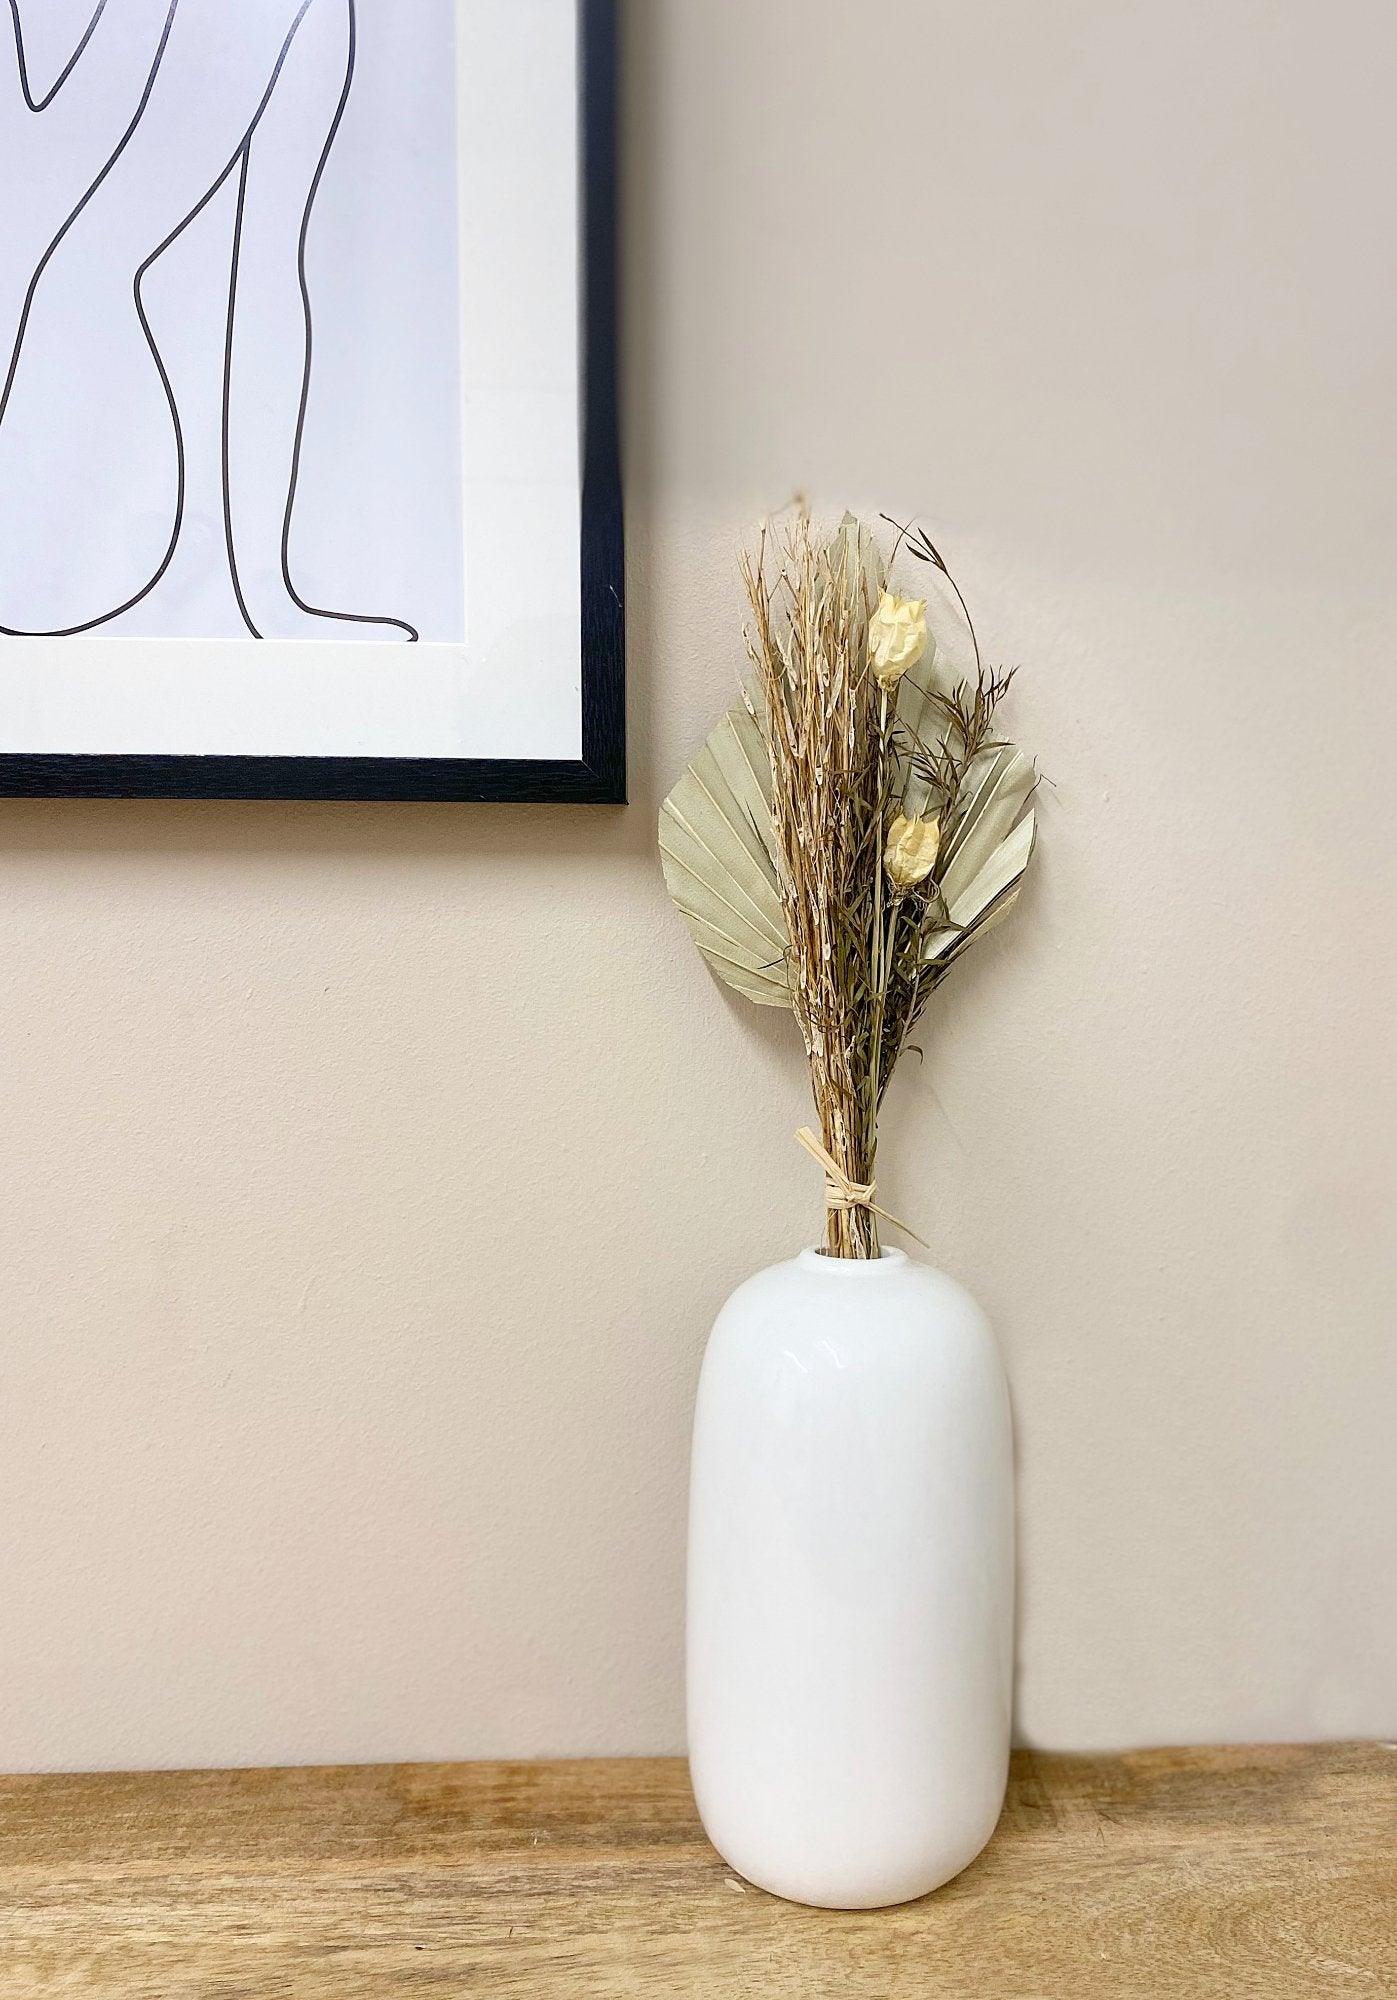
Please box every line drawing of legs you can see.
[0,1,185,405]
[0,0,417,642]
[222,0,416,642]
[6,0,111,114]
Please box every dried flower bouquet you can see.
[660,512,1037,1259]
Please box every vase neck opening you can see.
[797,1246,909,1275]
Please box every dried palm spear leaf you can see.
[658,698,790,1007]
[660,706,1035,1003]
[922,746,1038,978]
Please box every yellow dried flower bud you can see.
[868,591,929,687]
[884,813,941,891]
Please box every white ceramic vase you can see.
[686,1246,1014,1909]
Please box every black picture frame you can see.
[0,0,625,805]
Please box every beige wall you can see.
[2,0,1394,1770]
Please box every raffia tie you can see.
[794,1128,929,1249]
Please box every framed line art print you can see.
[0,0,624,802]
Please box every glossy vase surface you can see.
[686,1246,1014,1909]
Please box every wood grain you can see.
[0,1746,1392,1997]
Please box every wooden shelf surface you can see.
[0,1744,1392,1996]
